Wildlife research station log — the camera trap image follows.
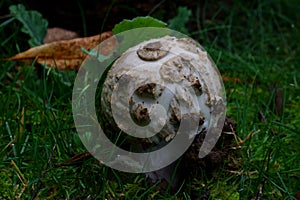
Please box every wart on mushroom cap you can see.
[137,41,169,61]
[101,35,225,145]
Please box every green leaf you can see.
[112,16,166,34]
[168,7,191,34]
[9,4,48,46]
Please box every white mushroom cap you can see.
[101,35,225,145]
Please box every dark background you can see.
[0,0,230,35]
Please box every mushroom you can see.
[101,35,225,143]
[99,35,226,185]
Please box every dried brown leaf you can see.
[9,31,115,70]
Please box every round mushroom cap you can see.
[101,35,225,145]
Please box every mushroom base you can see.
[146,116,237,195]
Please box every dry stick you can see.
[30,144,56,200]
[0,14,12,19]
[53,152,92,167]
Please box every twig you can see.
[0,14,12,19]
[228,130,260,149]
[53,152,92,167]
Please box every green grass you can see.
[1,0,299,199]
